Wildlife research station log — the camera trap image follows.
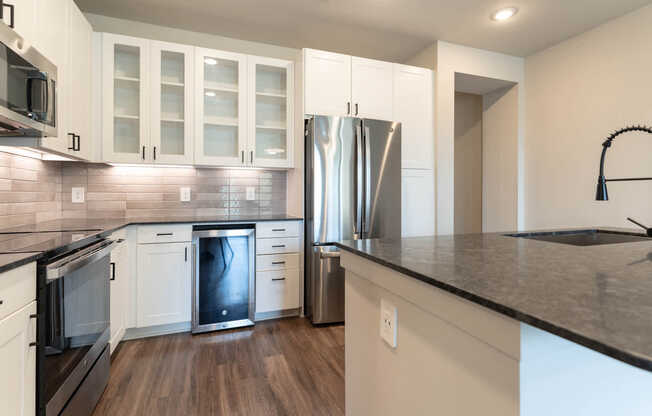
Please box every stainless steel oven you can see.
[38,239,115,416]
[0,20,57,137]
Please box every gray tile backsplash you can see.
[0,151,288,227]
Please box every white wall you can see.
[436,41,525,235]
[524,4,652,229]
[85,13,305,217]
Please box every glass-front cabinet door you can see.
[248,57,294,168]
[150,41,194,165]
[102,34,149,164]
[194,48,247,166]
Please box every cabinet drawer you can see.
[256,238,300,255]
[256,253,300,271]
[0,262,37,321]
[256,269,300,313]
[137,224,192,244]
[256,221,300,239]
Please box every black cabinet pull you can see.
[30,314,37,319]
[250,150,253,164]
[347,102,351,115]
[0,299,3,305]
[156,232,173,236]
[29,342,37,347]
[142,145,146,160]
[355,103,359,116]
[1,2,15,29]
[271,261,286,265]
[271,229,286,232]
[271,245,285,248]
[75,134,81,151]
[272,277,286,281]
[241,150,244,164]
[185,246,188,262]
[67,133,75,150]
[153,146,157,160]
[110,262,116,281]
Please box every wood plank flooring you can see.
[92,318,345,416]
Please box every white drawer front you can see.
[256,253,300,271]
[256,238,300,255]
[256,221,300,239]
[0,262,36,321]
[137,224,192,244]
[256,269,300,313]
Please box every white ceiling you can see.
[75,0,652,61]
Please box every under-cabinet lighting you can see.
[108,163,195,169]
[492,7,518,21]
[204,58,218,66]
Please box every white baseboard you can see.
[123,321,191,341]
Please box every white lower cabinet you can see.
[0,301,36,416]
[136,242,191,327]
[256,269,300,313]
[109,234,129,354]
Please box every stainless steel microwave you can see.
[0,20,57,137]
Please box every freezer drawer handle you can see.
[319,251,341,259]
[272,277,286,281]
[271,261,286,265]
[271,244,286,248]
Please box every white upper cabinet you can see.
[248,56,294,168]
[65,2,93,160]
[393,64,434,169]
[150,41,194,165]
[2,0,35,43]
[351,57,393,120]
[303,48,351,117]
[102,33,150,164]
[194,48,247,166]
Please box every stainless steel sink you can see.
[505,230,652,246]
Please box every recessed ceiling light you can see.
[204,58,218,65]
[492,7,518,21]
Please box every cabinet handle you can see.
[75,134,81,152]
[272,245,286,248]
[153,146,157,160]
[1,2,15,29]
[355,103,359,116]
[30,314,37,319]
[29,342,37,347]
[67,133,75,150]
[185,246,188,262]
[272,229,286,232]
[156,232,173,236]
[272,277,286,281]
[241,150,245,164]
[347,102,351,115]
[271,261,286,265]
[110,262,116,281]
[142,145,146,160]
[250,150,253,164]
[0,299,3,305]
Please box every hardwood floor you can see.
[92,318,345,416]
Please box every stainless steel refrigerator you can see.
[305,115,402,324]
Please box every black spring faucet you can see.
[596,125,652,201]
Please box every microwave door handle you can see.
[354,123,363,239]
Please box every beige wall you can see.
[483,86,519,232]
[86,13,305,218]
[454,92,483,234]
[403,44,437,70]
[436,42,524,234]
[524,4,652,229]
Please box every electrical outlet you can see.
[246,186,256,201]
[71,187,85,203]
[380,299,398,348]
[180,187,191,202]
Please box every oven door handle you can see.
[46,240,117,282]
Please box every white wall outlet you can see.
[380,299,398,348]
[246,186,256,201]
[180,187,191,202]
[71,187,85,203]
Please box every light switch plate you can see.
[380,299,398,348]
[180,187,191,202]
[71,187,85,203]
[246,186,255,201]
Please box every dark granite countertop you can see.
[335,230,652,372]
[0,214,303,274]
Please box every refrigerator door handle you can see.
[363,124,372,236]
[354,123,364,239]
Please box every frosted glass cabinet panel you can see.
[194,48,247,166]
[102,34,149,163]
[150,41,194,164]
[248,57,294,168]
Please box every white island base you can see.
[341,251,652,416]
